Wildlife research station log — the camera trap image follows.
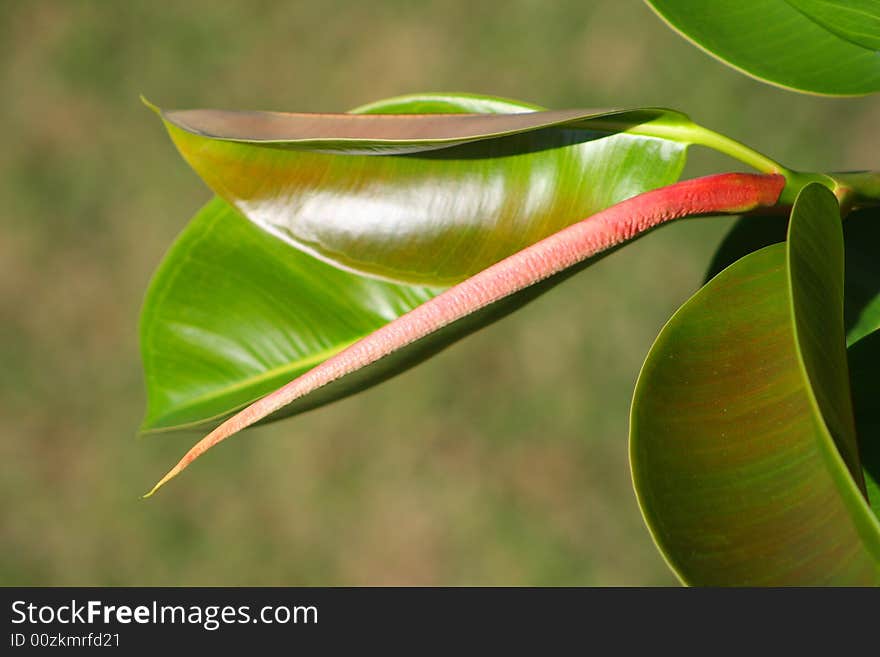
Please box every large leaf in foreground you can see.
[141,93,690,432]
[630,184,880,585]
[706,208,880,515]
[145,173,784,495]
[645,0,880,95]
[153,95,691,285]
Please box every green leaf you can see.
[645,0,880,95]
[141,93,691,433]
[707,207,880,518]
[151,95,693,285]
[144,172,785,495]
[630,184,880,585]
[140,197,440,432]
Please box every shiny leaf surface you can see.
[631,184,880,585]
[646,0,880,95]
[153,95,691,285]
[141,93,691,432]
[140,198,440,432]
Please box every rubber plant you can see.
[139,3,880,585]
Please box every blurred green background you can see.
[2,0,878,586]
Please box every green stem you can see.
[574,113,788,175]
[658,122,788,176]
[614,119,788,175]
[619,118,878,210]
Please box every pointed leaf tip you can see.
[143,466,181,498]
[140,95,161,115]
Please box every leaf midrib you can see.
[783,0,879,52]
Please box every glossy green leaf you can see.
[140,197,441,432]
[141,94,693,432]
[631,184,880,585]
[152,95,693,285]
[646,0,880,95]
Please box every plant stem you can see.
[617,118,879,209]
[642,121,788,175]
[591,115,822,203]
[830,171,880,212]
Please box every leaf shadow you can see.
[401,128,613,160]
[849,329,880,514]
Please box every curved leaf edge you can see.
[149,100,693,153]
[628,244,792,585]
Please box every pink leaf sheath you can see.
[145,172,786,496]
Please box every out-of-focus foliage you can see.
[3,0,879,586]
